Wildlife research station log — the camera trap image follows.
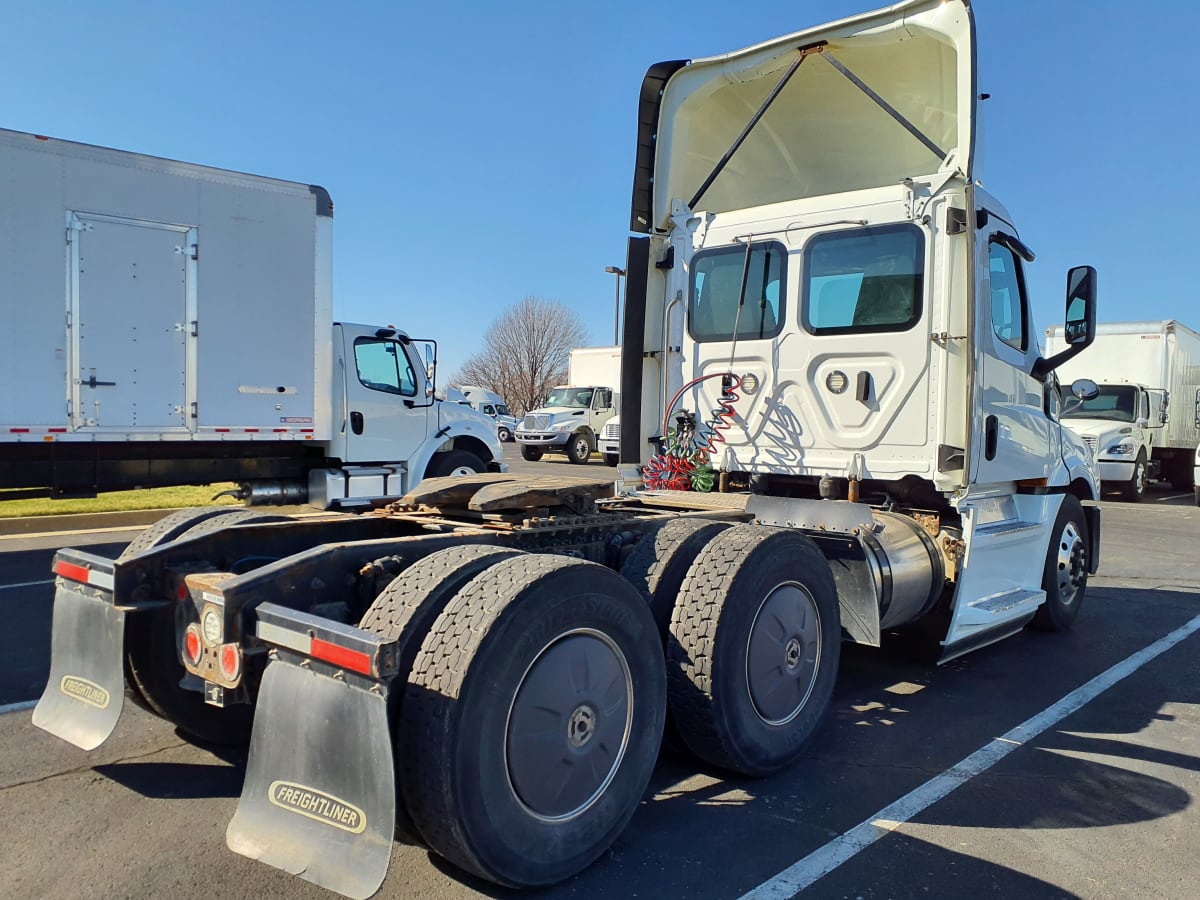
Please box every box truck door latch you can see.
[80,375,115,388]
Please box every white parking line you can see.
[0,579,54,591]
[0,699,37,715]
[740,612,1200,900]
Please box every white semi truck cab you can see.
[30,3,1108,898]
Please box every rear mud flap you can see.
[32,579,126,751]
[227,659,395,900]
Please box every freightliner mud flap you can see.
[227,602,399,900]
[33,550,128,750]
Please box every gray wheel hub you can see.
[505,630,632,821]
[1054,522,1087,605]
[746,582,822,726]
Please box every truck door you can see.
[339,326,429,464]
[971,226,1055,484]
[69,214,196,431]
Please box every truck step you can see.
[971,588,1042,614]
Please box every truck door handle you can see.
[984,415,998,460]
[350,411,364,435]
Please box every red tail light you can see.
[184,626,203,665]
[220,644,242,681]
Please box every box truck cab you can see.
[1057,381,1164,501]
[516,346,620,464]
[1047,320,1200,499]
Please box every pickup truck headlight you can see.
[1105,441,1136,456]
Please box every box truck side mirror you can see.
[1032,265,1097,380]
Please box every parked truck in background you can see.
[458,386,520,441]
[32,3,1105,898]
[515,345,620,463]
[0,128,502,507]
[1045,320,1200,500]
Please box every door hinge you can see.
[191,402,198,419]
[175,243,198,260]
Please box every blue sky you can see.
[2,1,1196,376]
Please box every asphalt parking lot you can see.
[0,470,1197,900]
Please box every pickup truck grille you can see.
[523,414,549,430]
[603,421,620,439]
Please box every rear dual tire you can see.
[356,545,524,842]
[667,525,840,776]
[399,555,665,887]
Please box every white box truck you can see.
[1045,320,1200,499]
[33,3,1107,897]
[0,128,503,506]
[515,345,620,464]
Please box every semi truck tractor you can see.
[33,2,1103,897]
[516,345,620,463]
[0,128,504,506]
[1045,320,1200,500]
[458,386,520,441]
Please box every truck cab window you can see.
[354,338,416,396]
[988,241,1028,351]
[1061,385,1138,422]
[689,241,785,342]
[802,224,923,334]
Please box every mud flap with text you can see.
[32,551,125,750]
[227,605,398,900]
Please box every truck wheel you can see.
[1031,495,1089,632]
[668,525,840,776]
[604,453,619,467]
[620,518,732,641]
[400,555,665,887]
[520,445,544,462]
[428,450,487,478]
[1118,452,1148,502]
[566,433,592,465]
[497,426,512,442]
[357,545,524,843]
[118,507,240,715]
[123,509,288,745]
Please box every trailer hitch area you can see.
[32,549,167,750]
[227,603,400,900]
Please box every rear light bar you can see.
[255,603,400,679]
[52,552,115,592]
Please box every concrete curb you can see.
[0,508,180,537]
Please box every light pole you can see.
[605,266,625,345]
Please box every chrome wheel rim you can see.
[1054,521,1088,605]
[505,628,633,821]
[745,582,821,726]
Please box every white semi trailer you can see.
[33,2,1104,897]
[1045,320,1200,499]
[0,128,503,505]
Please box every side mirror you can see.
[1070,378,1099,401]
[1032,265,1098,380]
[1063,266,1097,345]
